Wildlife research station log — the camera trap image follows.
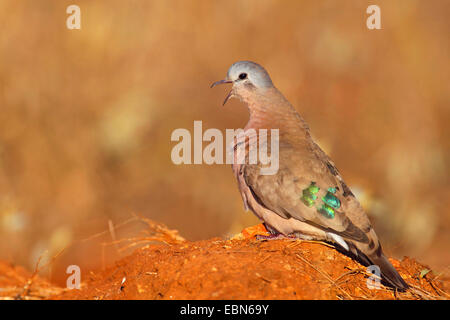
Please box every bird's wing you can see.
[242,139,374,245]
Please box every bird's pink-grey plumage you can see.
[212,61,409,290]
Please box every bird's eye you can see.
[239,73,247,80]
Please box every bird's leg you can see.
[259,226,336,247]
[255,233,296,241]
[255,223,296,240]
[239,223,331,245]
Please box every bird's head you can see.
[211,61,274,105]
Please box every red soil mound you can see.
[1,222,448,300]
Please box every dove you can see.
[211,61,409,291]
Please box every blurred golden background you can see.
[0,0,448,284]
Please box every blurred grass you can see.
[0,0,448,284]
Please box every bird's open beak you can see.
[210,79,232,88]
[210,79,233,106]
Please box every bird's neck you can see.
[243,87,310,138]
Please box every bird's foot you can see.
[240,223,296,241]
[255,233,296,241]
[237,224,335,248]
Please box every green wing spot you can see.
[322,191,341,209]
[302,183,340,217]
[318,186,339,218]
[301,182,320,207]
[301,193,315,207]
[318,204,335,219]
[308,183,320,194]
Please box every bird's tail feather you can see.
[336,240,409,291]
[366,252,409,291]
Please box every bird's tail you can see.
[340,238,409,291]
[366,251,409,291]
